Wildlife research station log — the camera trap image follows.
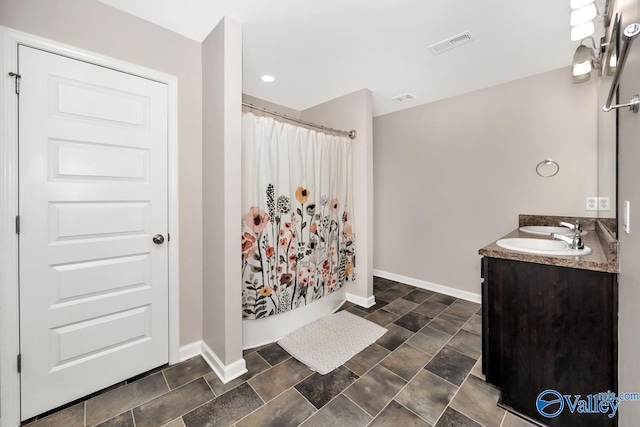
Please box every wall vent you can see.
[429,31,475,55]
[391,93,417,103]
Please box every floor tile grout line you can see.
[434,365,496,427]
[341,392,375,425]
[499,410,508,427]
[228,382,270,426]
[202,373,217,398]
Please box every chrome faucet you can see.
[551,228,584,250]
[559,220,582,232]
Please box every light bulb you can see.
[571,21,595,40]
[570,3,597,26]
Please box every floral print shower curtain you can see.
[241,113,356,319]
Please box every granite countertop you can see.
[478,216,619,273]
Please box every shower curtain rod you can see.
[242,102,358,140]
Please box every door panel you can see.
[19,46,169,420]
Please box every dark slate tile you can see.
[373,279,394,293]
[163,356,213,390]
[300,394,372,427]
[384,299,419,316]
[344,343,390,376]
[346,306,369,317]
[376,289,407,303]
[428,312,467,336]
[389,283,416,295]
[355,299,389,314]
[394,311,431,333]
[434,407,481,427]
[338,301,355,311]
[402,289,435,304]
[376,323,415,352]
[205,351,270,396]
[407,326,452,357]
[182,383,263,427]
[96,410,135,427]
[413,300,448,318]
[133,378,214,427]
[428,294,457,306]
[449,375,504,427]
[343,365,407,417]
[425,347,476,386]
[380,344,431,381]
[365,309,400,327]
[462,314,482,336]
[235,388,315,427]
[395,370,457,425]
[368,401,432,427]
[256,343,291,366]
[294,366,359,409]
[444,300,481,321]
[243,343,269,357]
[27,403,84,427]
[248,357,313,402]
[447,330,482,360]
[86,372,169,426]
[127,364,169,384]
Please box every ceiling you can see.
[97,0,606,117]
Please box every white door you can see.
[18,45,169,420]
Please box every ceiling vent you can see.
[429,31,475,55]
[391,93,417,103]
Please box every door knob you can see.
[153,234,165,244]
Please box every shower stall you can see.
[241,110,357,348]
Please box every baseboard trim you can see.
[346,293,376,308]
[201,341,248,384]
[178,341,247,384]
[373,269,481,304]
[178,341,203,362]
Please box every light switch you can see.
[624,201,631,234]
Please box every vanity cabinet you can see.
[481,256,618,427]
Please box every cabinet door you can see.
[488,258,616,427]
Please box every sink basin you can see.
[496,238,592,256]
[519,226,588,237]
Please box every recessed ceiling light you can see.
[261,75,275,83]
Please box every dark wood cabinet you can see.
[482,256,618,427]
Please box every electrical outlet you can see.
[599,197,611,211]
[586,197,598,211]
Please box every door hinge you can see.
[15,215,20,234]
[17,354,21,373]
[8,72,21,95]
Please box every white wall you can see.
[613,0,640,425]
[302,89,375,306]
[201,17,244,372]
[0,0,204,348]
[373,67,598,297]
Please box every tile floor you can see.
[25,277,539,427]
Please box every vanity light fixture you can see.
[570,0,598,40]
[261,75,275,83]
[572,37,601,83]
[571,2,597,26]
[570,0,594,8]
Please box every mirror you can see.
[597,14,619,236]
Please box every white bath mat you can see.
[278,310,388,375]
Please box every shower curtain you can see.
[241,112,356,320]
